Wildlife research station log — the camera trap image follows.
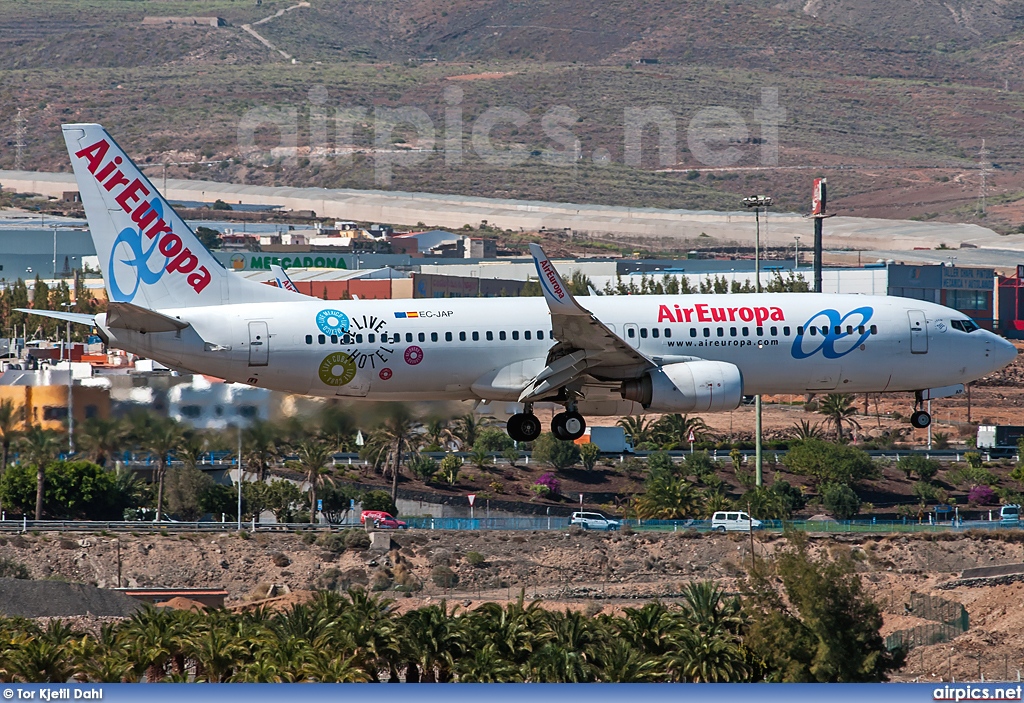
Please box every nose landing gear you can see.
[910,392,931,429]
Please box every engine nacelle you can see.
[620,360,743,413]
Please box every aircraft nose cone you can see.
[995,337,1018,369]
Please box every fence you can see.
[885,593,970,652]
[1,516,1024,534]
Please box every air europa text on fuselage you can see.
[657,303,785,325]
[74,139,212,294]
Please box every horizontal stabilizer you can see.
[105,302,189,333]
[15,308,97,326]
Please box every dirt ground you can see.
[3,529,1024,681]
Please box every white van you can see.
[711,511,762,532]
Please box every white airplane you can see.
[25,124,1018,442]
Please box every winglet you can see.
[528,243,587,316]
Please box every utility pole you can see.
[808,178,834,293]
[742,195,772,488]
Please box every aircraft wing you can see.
[15,308,97,326]
[520,244,655,403]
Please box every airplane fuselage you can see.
[97,292,1012,415]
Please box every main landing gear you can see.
[552,410,586,441]
[910,393,931,429]
[507,405,542,443]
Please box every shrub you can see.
[948,465,997,488]
[431,565,458,588]
[821,482,861,520]
[533,472,561,496]
[371,570,392,591]
[912,481,941,502]
[0,558,29,579]
[897,455,940,482]
[503,447,521,467]
[783,439,877,488]
[488,480,505,494]
[579,442,601,470]
[474,428,515,453]
[532,433,580,470]
[968,485,998,505]
[408,454,438,480]
[271,552,291,567]
[438,454,461,485]
[465,551,486,567]
[343,530,371,550]
[361,490,396,515]
[317,532,347,553]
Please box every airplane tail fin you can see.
[269,263,300,293]
[61,123,305,310]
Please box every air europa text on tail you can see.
[74,138,212,294]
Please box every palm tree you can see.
[817,393,861,442]
[790,419,825,441]
[0,398,23,475]
[425,416,456,451]
[20,425,60,520]
[631,474,699,520]
[319,405,355,453]
[369,406,422,502]
[77,417,124,467]
[653,414,710,448]
[295,437,332,523]
[452,413,488,450]
[141,417,184,521]
[400,601,465,682]
[617,416,655,446]
[243,420,282,482]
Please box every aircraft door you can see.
[248,321,269,366]
[908,310,928,354]
[623,323,639,348]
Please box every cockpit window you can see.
[951,319,980,333]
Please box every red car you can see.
[373,516,407,530]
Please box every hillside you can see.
[3,0,1024,226]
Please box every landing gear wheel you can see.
[551,411,587,441]
[507,413,542,442]
[910,410,932,429]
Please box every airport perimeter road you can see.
[2,169,1017,252]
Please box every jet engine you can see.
[620,360,743,413]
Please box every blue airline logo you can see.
[108,200,169,303]
[316,309,350,335]
[791,307,874,360]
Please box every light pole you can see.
[742,195,773,488]
[236,424,243,531]
[794,236,801,270]
[61,302,74,454]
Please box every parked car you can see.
[711,511,762,532]
[373,516,408,530]
[360,510,396,525]
[570,511,621,531]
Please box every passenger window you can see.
[318,334,326,344]
[846,325,853,334]
[809,327,816,336]
[651,328,659,338]
[343,334,352,344]
[717,327,724,337]
[870,325,877,334]
[305,335,313,345]
[770,326,777,336]
[500,331,507,341]
[797,326,804,335]
[356,334,364,343]
[783,326,790,336]
[419,332,426,342]
[472,331,479,341]
[537,331,544,340]
[664,328,671,338]
[820,326,828,336]
[627,328,636,338]
[459,331,467,341]
[640,328,648,339]
[486,331,493,341]
[524,331,531,340]
[445,332,452,342]
[331,334,338,344]
[834,326,842,335]
[703,328,710,338]
[690,328,697,338]
[368,334,376,343]
[512,331,520,340]
[729,327,737,337]
[858,325,865,335]
[406,333,413,343]
[756,326,763,336]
